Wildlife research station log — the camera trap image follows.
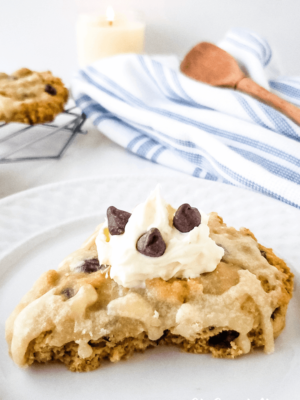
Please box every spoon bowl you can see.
[180,42,244,88]
[180,42,300,126]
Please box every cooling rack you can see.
[0,107,86,163]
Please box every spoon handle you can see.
[236,77,300,125]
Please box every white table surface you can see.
[0,119,186,200]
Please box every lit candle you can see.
[76,7,145,67]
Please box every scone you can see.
[0,68,68,124]
[5,188,293,372]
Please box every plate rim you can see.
[0,173,297,209]
[1,174,299,265]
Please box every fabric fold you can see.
[72,28,300,209]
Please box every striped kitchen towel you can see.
[72,28,300,209]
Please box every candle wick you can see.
[108,20,113,26]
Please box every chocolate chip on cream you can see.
[107,206,131,235]
[96,187,224,288]
[137,228,166,257]
[173,203,201,233]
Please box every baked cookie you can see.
[0,68,68,124]
[5,189,293,372]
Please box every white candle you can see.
[76,7,145,67]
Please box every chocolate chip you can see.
[45,84,57,96]
[208,326,215,331]
[173,203,201,233]
[107,206,131,235]
[260,250,267,259]
[81,258,101,273]
[271,307,280,320]
[156,330,169,344]
[137,228,166,257]
[208,330,239,348]
[61,288,74,299]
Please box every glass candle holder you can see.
[76,5,145,67]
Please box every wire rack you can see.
[0,107,87,163]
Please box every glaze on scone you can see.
[0,68,68,124]
[5,193,293,372]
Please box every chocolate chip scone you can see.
[5,188,293,372]
[0,68,68,124]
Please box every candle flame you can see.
[106,6,115,25]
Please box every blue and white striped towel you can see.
[72,28,300,209]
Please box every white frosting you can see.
[96,187,224,288]
[172,270,276,354]
[107,292,163,340]
[11,284,98,366]
[75,340,93,359]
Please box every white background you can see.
[1,0,300,84]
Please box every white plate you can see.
[0,175,299,400]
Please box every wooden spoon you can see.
[180,42,300,125]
